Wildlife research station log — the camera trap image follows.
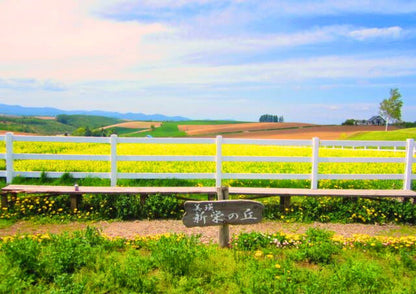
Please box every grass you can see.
[347,127,416,140]
[0,115,75,135]
[0,228,415,293]
[0,219,14,229]
[104,126,147,136]
[127,121,187,137]
[0,114,124,136]
[56,114,122,129]
[381,225,416,236]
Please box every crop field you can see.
[174,122,398,139]
[178,122,316,136]
[221,125,395,139]
[0,141,414,190]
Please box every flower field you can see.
[1,140,415,224]
[0,141,414,186]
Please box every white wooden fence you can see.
[0,132,415,189]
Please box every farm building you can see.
[367,115,386,126]
[355,115,386,126]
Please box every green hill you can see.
[0,114,124,136]
[0,115,75,135]
[56,114,122,129]
[347,128,416,141]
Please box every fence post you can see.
[215,135,223,188]
[5,132,14,184]
[404,138,414,190]
[110,134,118,187]
[311,137,319,189]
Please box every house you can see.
[367,115,386,126]
[352,116,386,126]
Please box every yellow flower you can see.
[266,254,274,259]
[254,250,263,258]
[275,263,281,269]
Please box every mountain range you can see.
[0,103,189,121]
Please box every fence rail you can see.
[1,132,415,189]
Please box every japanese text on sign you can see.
[182,200,264,227]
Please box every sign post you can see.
[182,189,264,247]
[218,186,229,248]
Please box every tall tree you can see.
[379,88,403,131]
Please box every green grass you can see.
[0,115,75,135]
[347,127,416,141]
[0,114,124,136]
[56,114,122,129]
[381,225,416,236]
[0,219,14,229]
[104,127,147,136]
[128,122,187,137]
[0,228,415,293]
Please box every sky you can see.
[0,0,415,124]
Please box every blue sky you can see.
[0,0,415,124]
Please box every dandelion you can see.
[275,263,281,269]
[254,250,263,258]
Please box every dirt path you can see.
[0,220,410,243]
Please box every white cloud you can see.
[262,0,416,16]
[141,25,406,64]
[0,0,169,81]
[349,26,403,40]
[123,55,416,86]
[93,0,416,15]
[0,0,414,88]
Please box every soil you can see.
[0,220,407,244]
[220,125,395,139]
[178,124,396,139]
[178,122,315,136]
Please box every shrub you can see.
[295,228,340,264]
[143,194,182,219]
[151,234,202,276]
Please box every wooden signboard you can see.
[182,200,264,227]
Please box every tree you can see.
[259,114,284,122]
[379,88,403,131]
[342,119,356,126]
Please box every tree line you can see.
[259,114,284,123]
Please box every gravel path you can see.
[0,220,407,243]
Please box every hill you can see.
[179,122,316,136]
[347,127,416,141]
[0,114,128,136]
[0,103,189,121]
[0,115,75,135]
[56,114,122,129]
[125,120,246,137]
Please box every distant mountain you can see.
[0,103,189,121]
